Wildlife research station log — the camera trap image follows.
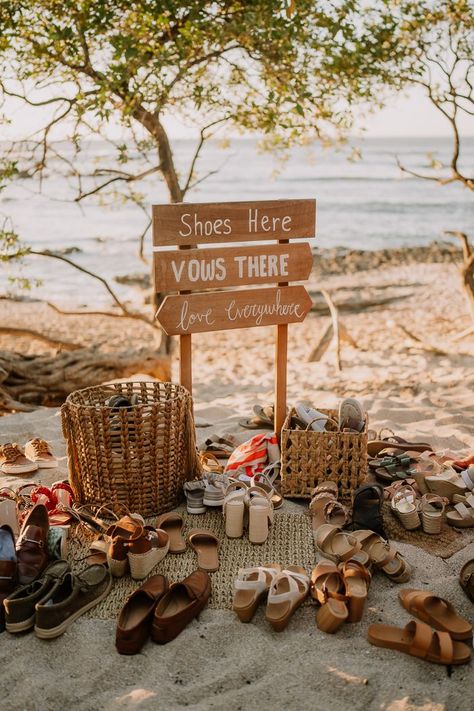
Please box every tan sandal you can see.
[127,528,170,581]
[309,482,349,530]
[223,482,248,539]
[187,528,220,572]
[447,493,474,528]
[399,589,472,642]
[311,561,348,633]
[390,485,420,531]
[248,488,273,545]
[315,524,368,566]
[156,513,186,554]
[353,530,411,583]
[251,474,283,509]
[419,494,447,534]
[265,566,309,631]
[339,559,371,623]
[425,466,468,501]
[232,565,281,622]
[367,619,471,666]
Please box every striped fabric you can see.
[224,433,280,481]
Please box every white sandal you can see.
[223,482,248,538]
[420,494,447,534]
[391,485,420,530]
[265,566,310,631]
[248,487,273,544]
[232,565,281,622]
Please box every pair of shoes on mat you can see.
[315,524,411,583]
[157,514,220,572]
[311,558,371,633]
[224,481,274,544]
[184,455,229,512]
[116,570,211,653]
[0,440,58,475]
[232,565,309,631]
[368,589,472,666]
[3,559,111,639]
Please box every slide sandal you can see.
[315,524,368,565]
[399,589,472,642]
[265,566,309,632]
[339,398,365,432]
[446,493,474,528]
[156,513,186,554]
[187,528,220,572]
[294,403,328,432]
[367,620,471,666]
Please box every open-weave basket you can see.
[280,408,368,501]
[61,381,200,516]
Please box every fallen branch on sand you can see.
[308,292,413,314]
[308,290,359,368]
[0,327,80,351]
[396,324,449,357]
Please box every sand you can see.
[1,258,474,711]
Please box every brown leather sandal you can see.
[309,483,349,530]
[315,524,368,566]
[368,619,471,665]
[352,529,411,583]
[460,559,474,603]
[339,559,371,623]
[399,589,472,642]
[311,560,348,633]
[187,529,219,572]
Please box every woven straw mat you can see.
[67,511,316,619]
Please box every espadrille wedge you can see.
[390,485,420,531]
[127,528,169,581]
[419,494,447,534]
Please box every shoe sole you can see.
[202,498,224,507]
[187,506,206,514]
[0,463,38,474]
[36,461,59,469]
[6,614,36,634]
[34,578,112,639]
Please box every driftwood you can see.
[308,292,413,314]
[0,327,80,351]
[396,324,449,357]
[445,231,474,323]
[0,348,171,412]
[308,290,358,367]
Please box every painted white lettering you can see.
[179,213,192,237]
[248,208,258,232]
[282,215,292,232]
[171,260,185,283]
[234,255,246,278]
[223,219,232,235]
[279,253,289,275]
[176,300,215,332]
[215,258,226,281]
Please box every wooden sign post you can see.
[152,199,316,437]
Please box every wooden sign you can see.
[153,199,316,246]
[156,286,312,336]
[154,242,313,292]
[152,198,316,437]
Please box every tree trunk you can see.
[0,348,171,412]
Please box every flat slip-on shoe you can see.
[399,589,472,643]
[16,504,49,585]
[152,570,211,644]
[35,564,112,639]
[116,574,168,655]
[4,559,70,633]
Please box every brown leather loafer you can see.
[116,574,168,654]
[151,570,211,644]
[35,564,112,639]
[0,525,17,633]
[4,559,70,633]
[16,504,49,585]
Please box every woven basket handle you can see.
[60,402,83,504]
[305,415,339,432]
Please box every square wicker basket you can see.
[280,407,368,501]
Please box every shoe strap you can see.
[268,569,309,604]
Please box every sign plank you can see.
[154,242,313,292]
[152,199,316,246]
[156,286,312,336]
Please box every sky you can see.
[2,85,473,140]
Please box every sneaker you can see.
[4,560,70,633]
[203,473,229,507]
[183,480,206,514]
[0,443,38,475]
[34,564,112,639]
[24,438,58,469]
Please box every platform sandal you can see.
[390,485,420,531]
[446,493,474,528]
[232,565,281,622]
[310,560,348,633]
[223,482,248,539]
[419,494,447,534]
[265,566,309,631]
[248,488,273,544]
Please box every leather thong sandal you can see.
[265,566,309,632]
[311,560,348,633]
[232,565,281,622]
[187,528,219,572]
[352,529,411,583]
[367,619,471,666]
[315,524,368,566]
[399,589,472,642]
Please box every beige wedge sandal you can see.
[419,494,447,534]
[446,493,474,528]
[311,560,348,634]
[315,524,368,565]
[128,528,170,581]
[390,485,420,531]
[250,473,283,509]
[248,488,273,544]
[265,566,310,631]
[232,565,281,622]
[223,482,248,539]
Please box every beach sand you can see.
[0,256,473,711]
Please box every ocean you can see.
[1,136,473,308]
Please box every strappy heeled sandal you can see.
[352,529,411,583]
[315,524,368,566]
[248,489,273,545]
[419,494,447,534]
[223,482,248,539]
[250,473,283,509]
[311,560,348,633]
[309,482,349,531]
[399,589,472,643]
[390,485,420,531]
[367,620,471,666]
[232,565,281,622]
[265,566,309,631]
[338,559,371,623]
